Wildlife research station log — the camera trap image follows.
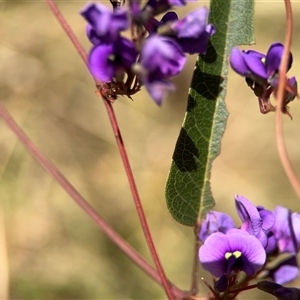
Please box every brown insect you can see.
[96,76,141,103]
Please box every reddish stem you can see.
[275,0,300,199]
[45,1,175,299]
[102,100,176,300]
[0,103,184,299]
[229,284,258,294]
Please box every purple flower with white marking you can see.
[139,35,186,104]
[230,48,266,84]
[199,229,266,277]
[89,37,137,82]
[229,42,293,83]
[81,2,216,103]
[81,3,129,44]
[235,195,274,248]
[229,42,297,116]
[199,211,235,243]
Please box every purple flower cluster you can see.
[199,195,300,294]
[81,1,215,105]
[229,43,297,118]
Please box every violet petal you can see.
[235,195,262,236]
[272,206,298,254]
[141,35,186,77]
[144,80,175,106]
[243,52,267,79]
[172,7,209,38]
[270,256,299,285]
[229,47,249,76]
[265,42,293,77]
[259,209,275,231]
[199,211,235,242]
[88,43,115,82]
[199,229,266,277]
[199,232,230,277]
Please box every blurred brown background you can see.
[0,0,300,299]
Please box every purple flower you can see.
[199,211,235,243]
[230,42,296,117]
[269,256,299,285]
[174,24,215,54]
[199,229,266,277]
[146,9,215,54]
[171,7,215,54]
[271,206,300,254]
[230,43,293,83]
[139,35,186,104]
[89,37,137,82]
[141,35,185,77]
[86,24,102,46]
[235,195,275,248]
[230,47,266,83]
[172,7,209,38]
[81,3,129,43]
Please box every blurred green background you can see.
[0,0,300,299]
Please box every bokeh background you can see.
[0,0,300,299]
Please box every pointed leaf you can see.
[166,0,254,225]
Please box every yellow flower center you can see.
[225,251,242,260]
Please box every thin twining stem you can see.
[45,1,175,299]
[275,0,300,199]
[0,103,184,299]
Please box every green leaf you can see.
[165,0,255,226]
